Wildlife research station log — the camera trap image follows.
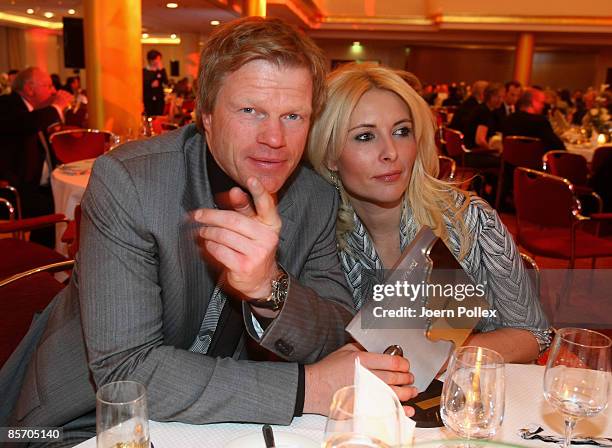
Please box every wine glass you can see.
[440,346,505,444]
[96,380,150,448]
[323,385,403,447]
[543,328,611,448]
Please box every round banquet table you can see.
[566,143,598,163]
[50,159,94,255]
[74,364,611,448]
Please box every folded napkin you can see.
[354,359,416,446]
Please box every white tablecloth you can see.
[50,159,94,255]
[566,143,597,162]
[74,364,611,447]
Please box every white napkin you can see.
[354,358,416,446]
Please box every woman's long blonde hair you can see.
[307,62,471,258]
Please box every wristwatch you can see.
[250,266,289,311]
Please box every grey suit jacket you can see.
[8,124,354,428]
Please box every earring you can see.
[329,171,340,191]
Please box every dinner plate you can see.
[224,431,318,448]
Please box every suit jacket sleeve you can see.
[0,99,60,135]
[79,155,305,425]
[243,187,354,362]
[540,118,566,150]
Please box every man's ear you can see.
[201,113,212,143]
[202,112,212,131]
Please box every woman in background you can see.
[308,63,550,363]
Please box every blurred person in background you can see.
[495,80,521,120]
[465,82,505,150]
[143,49,169,116]
[0,67,72,247]
[51,73,62,91]
[448,79,488,135]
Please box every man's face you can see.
[531,91,546,115]
[23,70,56,109]
[487,88,504,110]
[505,85,521,106]
[202,59,313,194]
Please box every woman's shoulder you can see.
[449,191,501,232]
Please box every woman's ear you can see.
[326,158,338,172]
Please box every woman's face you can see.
[329,88,417,210]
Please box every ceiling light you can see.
[350,41,363,55]
[166,2,178,8]
[43,11,54,18]
[170,33,177,39]
[210,20,220,26]
[26,8,34,14]
[142,33,149,39]
[68,9,76,15]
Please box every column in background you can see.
[83,0,142,136]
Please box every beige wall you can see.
[314,39,407,69]
[315,39,608,91]
[0,26,80,85]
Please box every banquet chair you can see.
[49,129,116,165]
[590,145,612,213]
[0,180,22,219]
[520,252,540,299]
[542,150,602,214]
[494,136,545,211]
[150,116,179,135]
[513,167,612,269]
[0,260,74,367]
[437,155,456,180]
[181,99,195,114]
[0,198,71,279]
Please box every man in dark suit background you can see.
[0,67,72,246]
[494,80,521,122]
[502,87,565,151]
[448,80,488,134]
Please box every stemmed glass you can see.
[543,328,611,448]
[440,346,505,445]
[96,380,150,448]
[323,385,403,448]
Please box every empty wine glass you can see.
[543,328,611,448]
[323,385,403,448]
[440,346,505,445]
[96,380,150,448]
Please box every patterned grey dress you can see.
[339,194,552,352]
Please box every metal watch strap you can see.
[250,267,289,311]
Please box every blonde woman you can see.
[308,63,550,363]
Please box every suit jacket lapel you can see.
[178,130,218,347]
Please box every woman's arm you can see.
[464,328,540,363]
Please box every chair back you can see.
[591,145,612,176]
[542,150,589,186]
[0,260,74,367]
[437,155,456,180]
[520,252,540,297]
[443,128,466,159]
[181,99,195,114]
[502,136,545,169]
[49,129,115,164]
[514,167,578,230]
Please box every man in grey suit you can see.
[1,16,415,444]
